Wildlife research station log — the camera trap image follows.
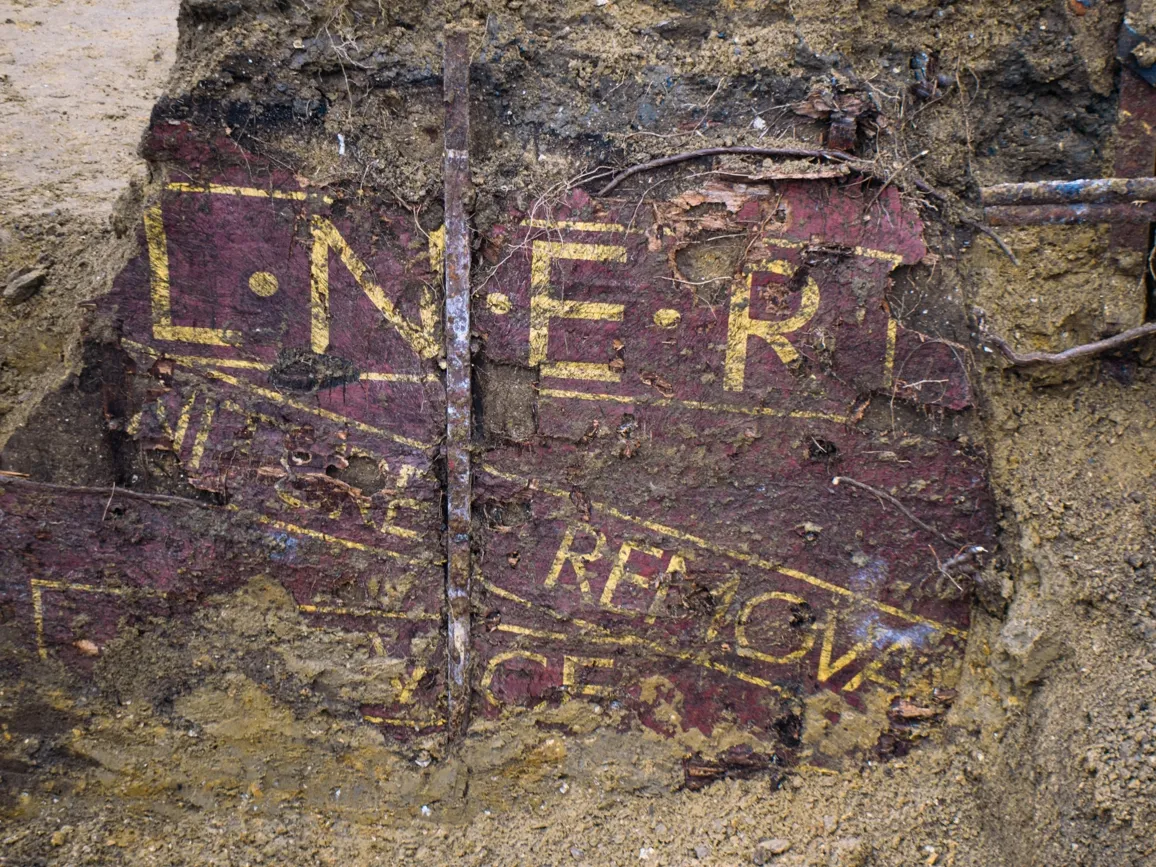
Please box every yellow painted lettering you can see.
[816,616,908,692]
[481,650,550,707]
[600,542,686,623]
[724,259,820,391]
[817,615,866,684]
[705,573,742,641]
[392,665,427,705]
[562,655,615,697]
[544,523,606,603]
[735,591,816,664]
[841,653,900,692]
[380,464,423,540]
[145,205,241,346]
[188,401,216,471]
[170,392,199,454]
[310,216,439,359]
[529,240,626,381]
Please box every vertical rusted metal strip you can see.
[443,28,473,740]
[1110,68,1156,252]
[1112,0,1156,251]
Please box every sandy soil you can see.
[0,0,177,219]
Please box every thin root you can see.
[963,218,1019,266]
[983,321,1156,366]
[832,475,963,547]
[0,476,215,509]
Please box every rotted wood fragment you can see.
[888,698,940,720]
[594,146,858,195]
[682,747,785,791]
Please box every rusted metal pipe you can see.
[984,202,1156,226]
[980,177,1156,206]
[442,28,473,741]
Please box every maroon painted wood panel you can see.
[1,125,994,760]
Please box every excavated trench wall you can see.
[1,1,1154,865]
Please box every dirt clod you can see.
[2,267,46,305]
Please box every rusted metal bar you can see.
[980,177,1156,206]
[984,202,1156,226]
[442,28,473,741]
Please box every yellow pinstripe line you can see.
[484,581,790,695]
[166,181,333,204]
[540,388,851,423]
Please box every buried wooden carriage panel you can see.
[0,122,996,757]
[0,127,449,735]
[472,182,993,750]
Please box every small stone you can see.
[3,268,47,305]
[753,838,792,863]
[694,842,712,859]
[50,830,67,847]
[74,639,100,656]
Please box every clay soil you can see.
[2,1,1155,866]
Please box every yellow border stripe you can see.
[135,351,436,384]
[121,340,434,452]
[520,219,640,234]
[166,181,334,204]
[259,516,440,567]
[482,579,789,695]
[479,464,963,638]
[298,603,438,622]
[540,387,851,423]
[756,236,904,267]
[362,715,446,728]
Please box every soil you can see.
[2,1,1155,866]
